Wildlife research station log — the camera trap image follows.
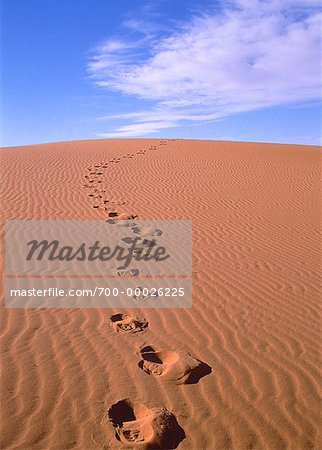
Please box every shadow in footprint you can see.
[140,345,155,353]
[108,398,185,449]
[185,361,212,384]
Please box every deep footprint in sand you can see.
[138,346,211,384]
[107,399,185,448]
[110,314,148,334]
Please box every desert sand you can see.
[0,138,321,449]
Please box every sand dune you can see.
[0,138,321,449]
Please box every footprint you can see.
[131,226,162,237]
[115,213,138,221]
[110,314,148,334]
[106,218,138,227]
[117,268,140,277]
[122,233,157,244]
[107,399,185,448]
[138,347,211,384]
[131,287,157,302]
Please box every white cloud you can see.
[88,0,321,137]
[97,121,176,138]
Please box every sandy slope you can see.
[0,138,321,449]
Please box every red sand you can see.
[0,139,321,449]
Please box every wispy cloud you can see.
[97,121,177,138]
[88,0,321,137]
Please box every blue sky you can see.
[1,0,321,147]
